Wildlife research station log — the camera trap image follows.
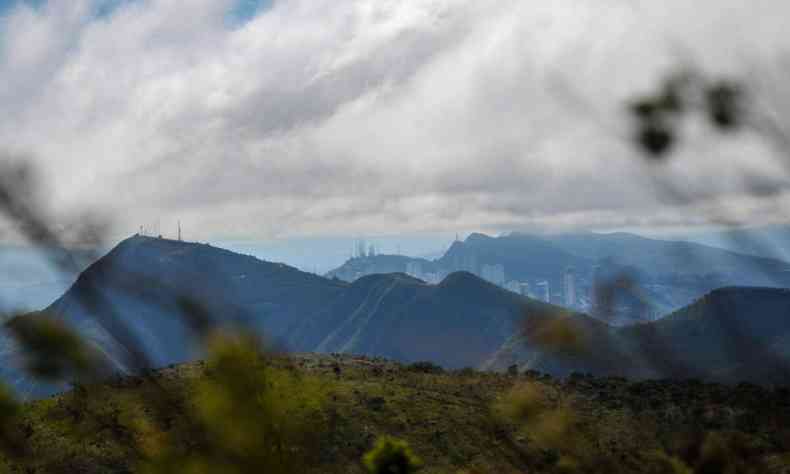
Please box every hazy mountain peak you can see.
[464,233,494,244]
[437,271,496,291]
[352,272,426,287]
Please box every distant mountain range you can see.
[31,236,573,371]
[328,231,790,324]
[679,225,790,262]
[3,234,790,398]
[487,287,790,385]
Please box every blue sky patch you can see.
[0,0,44,16]
[94,0,134,19]
[226,0,272,27]
[0,0,273,24]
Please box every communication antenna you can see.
[178,220,182,241]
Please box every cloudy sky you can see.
[1,0,790,244]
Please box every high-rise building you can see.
[406,261,422,279]
[355,239,369,259]
[462,254,478,275]
[505,280,521,294]
[481,264,505,286]
[564,267,576,308]
[537,280,551,303]
[589,265,601,299]
[519,282,531,298]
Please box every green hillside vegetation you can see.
[3,349,790,473]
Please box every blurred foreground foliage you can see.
[140,333,328,474]
[491,377,790,474]
[1,329,790,473]
[7,315,107,382]
[363,436,423,474]
[0,329,333,473]
[628,71,745,158]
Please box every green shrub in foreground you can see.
[363,436,422,474]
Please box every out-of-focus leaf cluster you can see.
[7,315,108,382]
[629,72,744,157]
[493,378,787,473]
[363,436,423,474]
[493,382,599,473]
[522,315,588,357]
[139,333,328,474]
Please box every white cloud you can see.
[1,0,790,242]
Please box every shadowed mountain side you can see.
[487,287,790,384]
[481,313,623,376]
[3,236,583,391]
[289,271,581,369]
[40,235,348,368]
[619,287,790,383]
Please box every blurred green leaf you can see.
[7,314,104,382]
[363,436,423,474]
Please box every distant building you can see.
[462,254,478,275]
[505,280,521,294]
[537,280,551,303]
[481,264,505,286]
[406,261,422,279]
[589,265,601,299]
[589,265,602,313]
[452,253,479,275]
[564,267,576,308]
[354,240,368,259]
[519,282,532,298]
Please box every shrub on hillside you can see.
[455,367,478,377]
[407,361,444,374]
[363,436,422,474]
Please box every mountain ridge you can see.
[5,234,790,399]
